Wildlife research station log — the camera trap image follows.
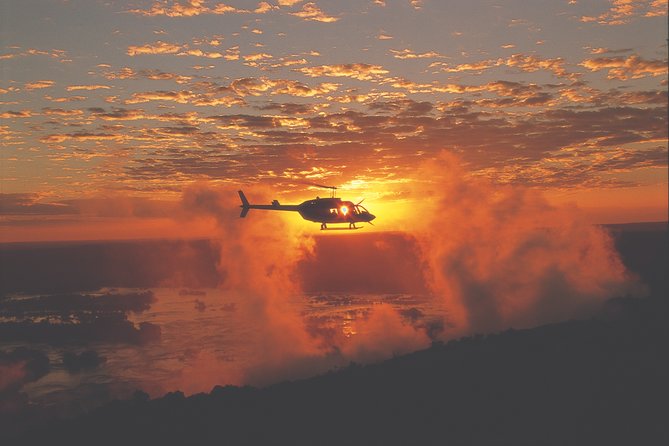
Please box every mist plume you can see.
[170,152,636,392]
[408,153,634,336]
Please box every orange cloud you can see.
[271,80,339,97]
[505,54,573,79]
[122,88,247,108]
[434,54,574,79]
[39,132,125,144]
[127,0,246,17]
[646,0,668,16]
[222,46,240,60]
[387,77,484,94]
[127,41,182,56]
[45,95,87,103]
[433,59,500,72]
[253,2,272,14]
[581,0,666,25]
[127,41,232,59]
[66,85,111,91]
[390,49,443,59]
[41,108,84,117]
[298,63,389,80]
[0,110,33,119]
[0,47,67,61]
[243,52,273,61]
[103,67,192,84]
[24,80,55,90]
[125,90,195,104]
[88,107,149,120]
[227,77,337,98]
[581,55,668,80]
[179,49,224,58]
[290,2,339,22]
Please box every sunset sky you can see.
[1,0,667,241]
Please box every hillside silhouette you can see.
[13,294,667,445]
[6,223,666,445]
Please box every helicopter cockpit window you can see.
[355,205,369,214]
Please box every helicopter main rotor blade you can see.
[303,182,337,190]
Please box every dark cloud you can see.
[153,125,200,135]
[210,114,279,128]
[62,350,106,374]
[0,194,78,216]
[367,99,434,116]
[88,107,144,119]
[255,102,317,114]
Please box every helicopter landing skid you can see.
[320,223,362,230]
[320,226,362,231]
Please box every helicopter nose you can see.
[369,214,376,221]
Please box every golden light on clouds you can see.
[0,0,665,240]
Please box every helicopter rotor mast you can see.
[306,182,337,198]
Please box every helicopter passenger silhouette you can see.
[238,184,375,230]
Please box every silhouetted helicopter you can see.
[238,184,376,230]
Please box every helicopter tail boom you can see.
[238,190,299,218]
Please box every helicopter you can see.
[238,184,376,230]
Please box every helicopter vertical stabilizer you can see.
[239,190,250,218]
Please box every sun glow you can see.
[340,206,349,215]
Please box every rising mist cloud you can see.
[407,152,635,336]
[167,158,638,392]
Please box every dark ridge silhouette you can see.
[12,299,668,445]
[606,222,668,299]
[0,290,155,315]
[0,348,50,416]
[0,238,221,294]
[0,291,160,345]
[0,317,161,345]
[1,223,666,444]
